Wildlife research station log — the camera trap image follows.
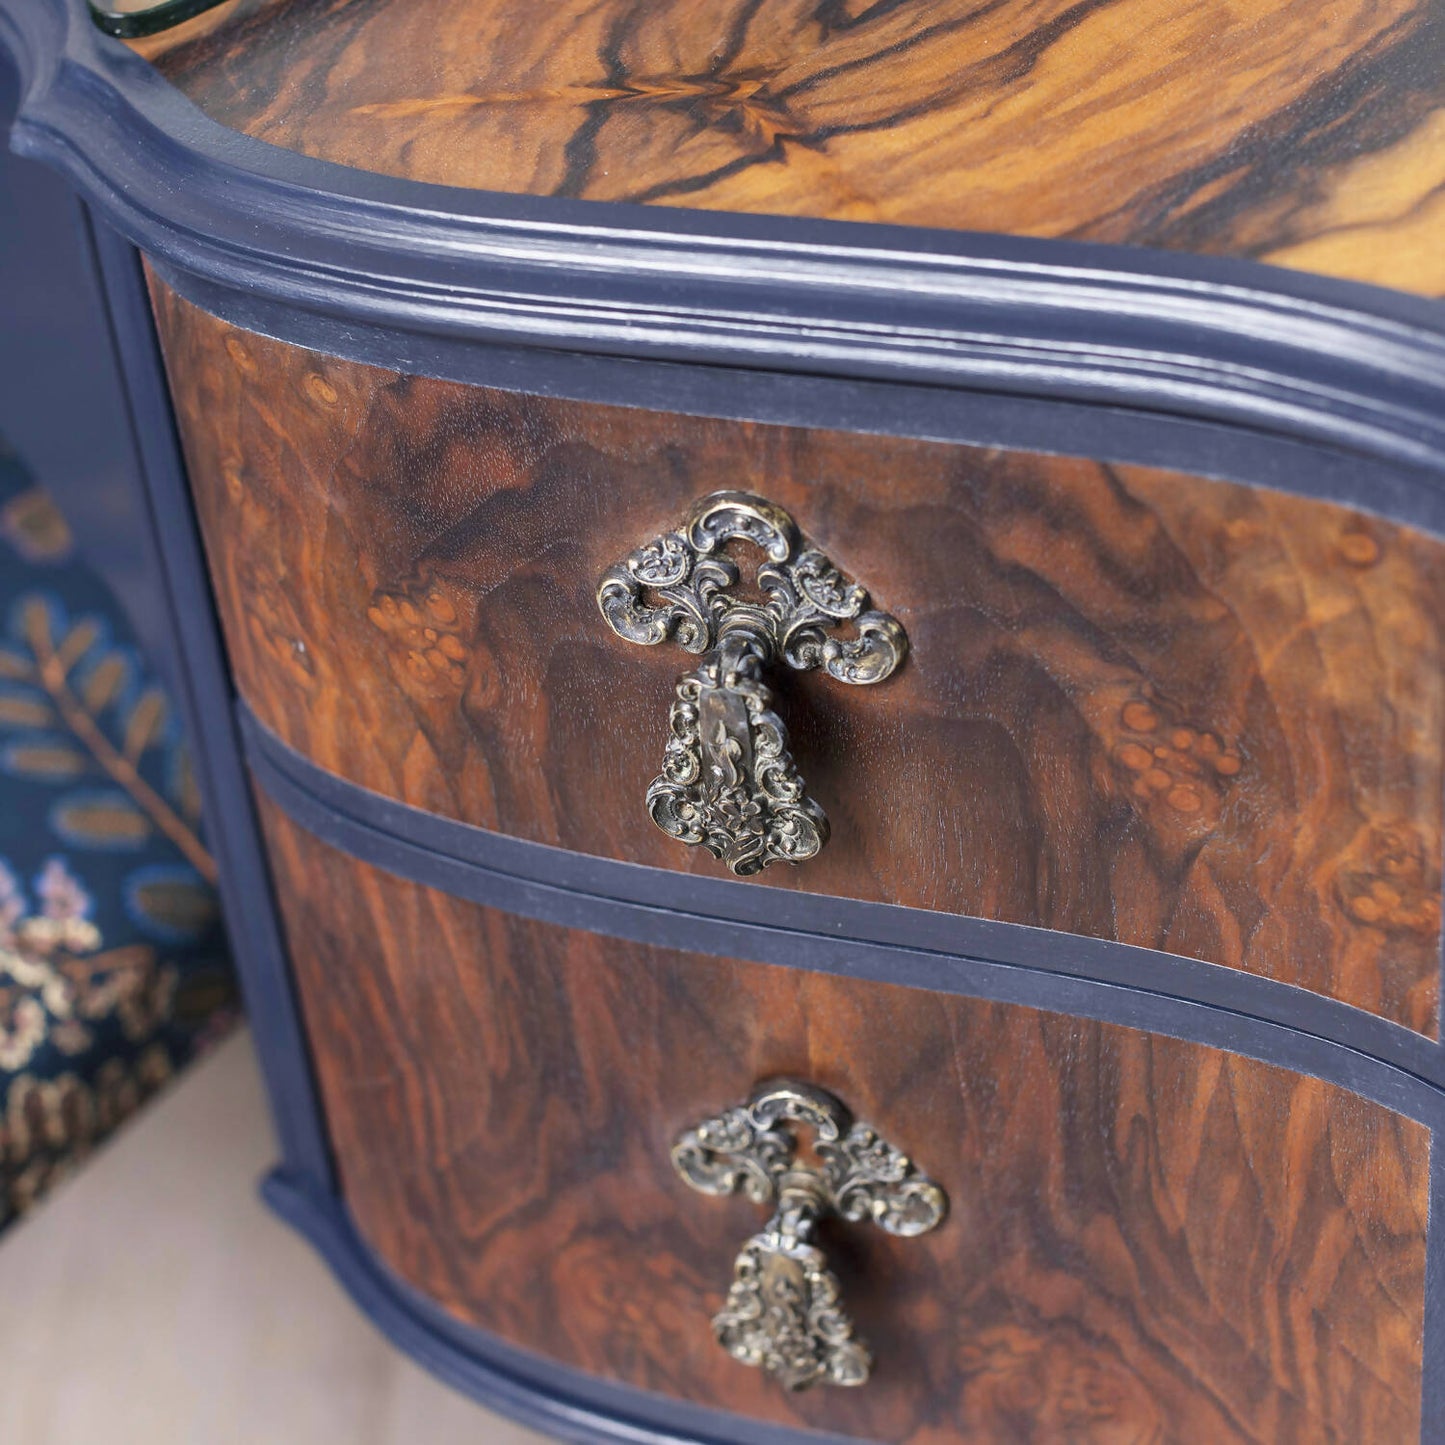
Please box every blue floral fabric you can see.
[0,434,237,1228]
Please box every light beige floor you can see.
[0,1029,552,1445]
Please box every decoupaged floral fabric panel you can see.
[0,435,237,1228]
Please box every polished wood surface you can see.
[136,0,1445,296]
[258,799,1431,1443]
[152,284,1445,1034]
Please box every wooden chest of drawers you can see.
[5,0,1445,1439]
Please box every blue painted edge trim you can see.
[242,702,1444,1126]
[263,1167,883,1445]
[4,0,1445,475]
[86,217,335,1190]
[1428,1139,1445,1442]
[156,257,1445,545]
[239,705,1445,1098]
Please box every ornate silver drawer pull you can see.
[597,492,907,875]
[672,1079,947,1392]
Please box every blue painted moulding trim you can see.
[2,0,1445,478]
[86,221,335,1193]
[242,704,1445,1125]
[156,256,1445,548]
[1428,1145,1445,1441]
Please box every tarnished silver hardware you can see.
[672,1079,947,1392]
[598,492,907,875]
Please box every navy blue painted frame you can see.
[84,219,335,1194]
[5,0,1445,1437]
[154,256,1445,549]
[2,0,1445,477]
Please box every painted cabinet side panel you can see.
[150,283,1445,1035]
[256,797,1431,1445]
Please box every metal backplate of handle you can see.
[597,492,908,875]
[672,1079,947,1391]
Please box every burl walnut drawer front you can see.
[150,283,1445,1034]
[257,798,1429,1445]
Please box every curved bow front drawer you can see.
[255,798,1429,1444]
[150,283,1445,1035]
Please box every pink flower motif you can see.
[23,859,100,957]
[35,857,92,923]
[0,862,23,950]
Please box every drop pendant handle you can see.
[598,492,907,875]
